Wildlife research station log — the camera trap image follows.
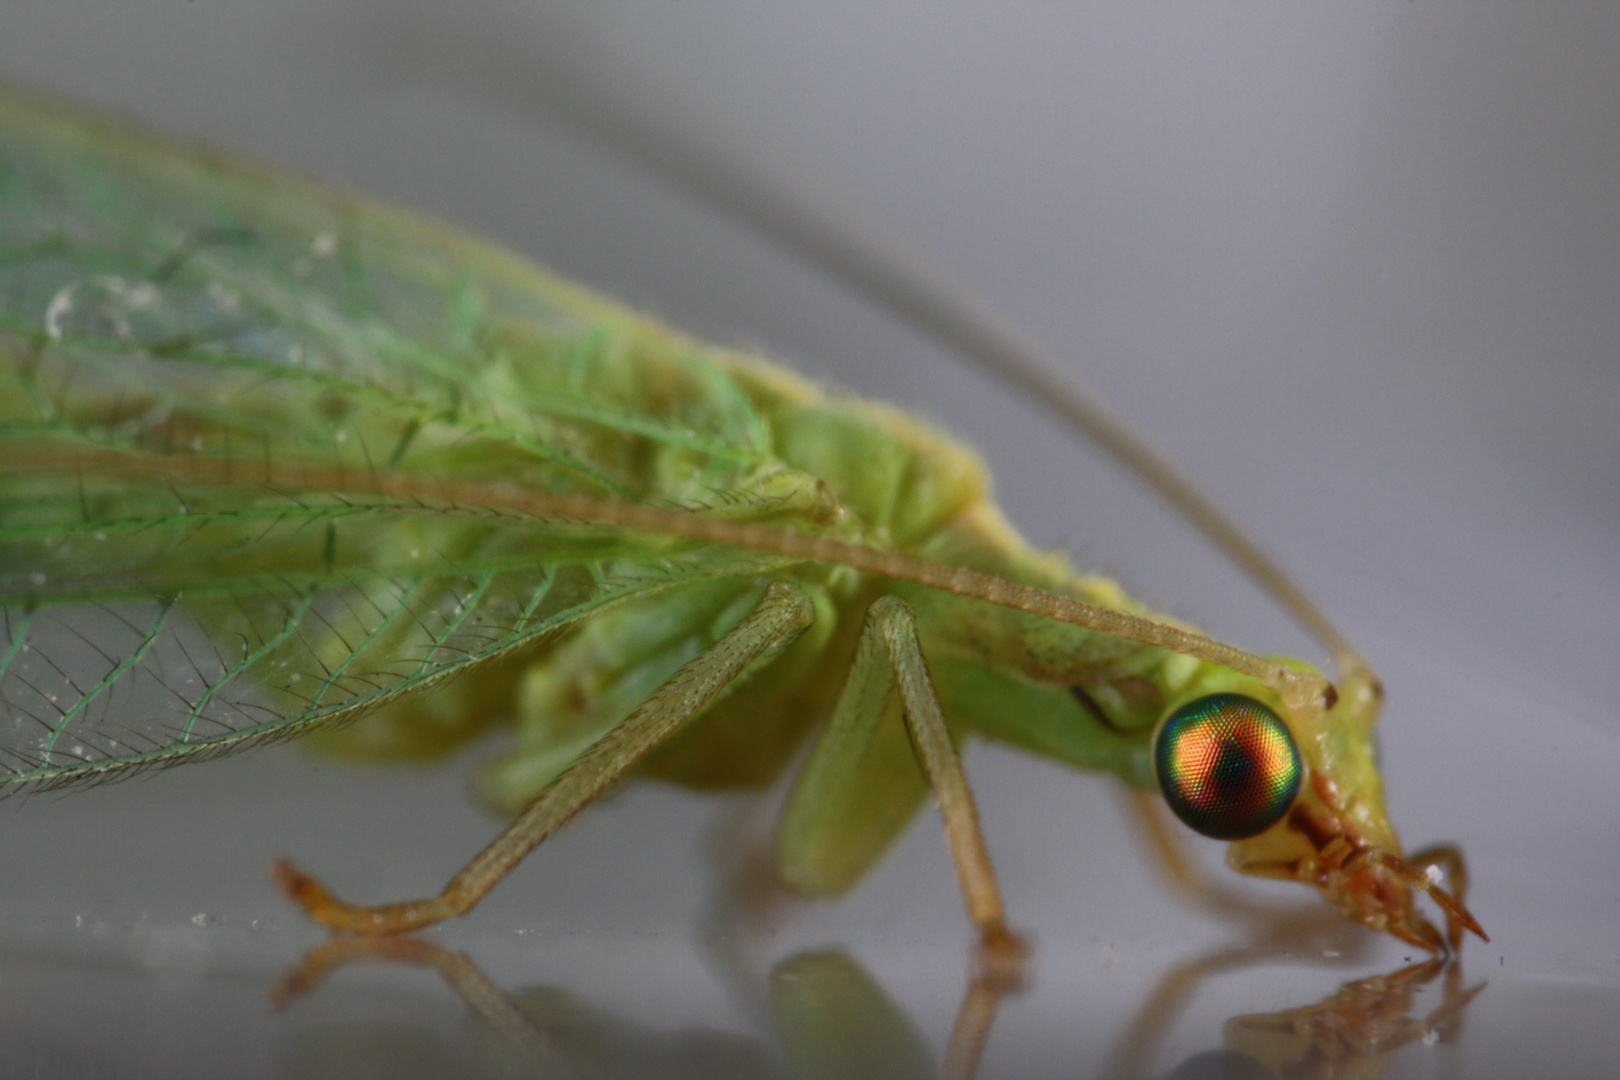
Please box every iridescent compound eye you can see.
[1154,693,1302,840]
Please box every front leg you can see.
[278,581,815,934]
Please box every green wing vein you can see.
[0,86,827,793]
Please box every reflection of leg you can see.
[1224,957,1486,1069]
[771,951,935,1080]
[1098,805,1378,1080]
[1099,942,1335,1080]
[279,581,815,934]
[769,946,1016,1080]
[271,936,574,1076]
[701,793,1021,1080]
[1103,948,1483,1080]
[943,964,1022,1080]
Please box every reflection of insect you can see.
[274,936,1483,1080]
[0,84,1482,957]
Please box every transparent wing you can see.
[0,87,815,791]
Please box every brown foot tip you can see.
[272,857,328,909]
[272,857,369,934]
[1432,893,1488,947]
[975,925,1033,993]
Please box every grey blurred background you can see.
[0,3,1616,1078]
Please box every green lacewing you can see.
[0,84,1481,952]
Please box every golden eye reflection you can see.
[1154,694,1302,840]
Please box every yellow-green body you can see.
[0,83,1437,938]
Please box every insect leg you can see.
[276,581,815,934]
[876,598,1024,963]
[780,595,1025,967]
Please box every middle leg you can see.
[779,594,1025,967]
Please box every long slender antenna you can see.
[374,9,1367,679]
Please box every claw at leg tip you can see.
[271,857,312,899]
[975,925,1033,992]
